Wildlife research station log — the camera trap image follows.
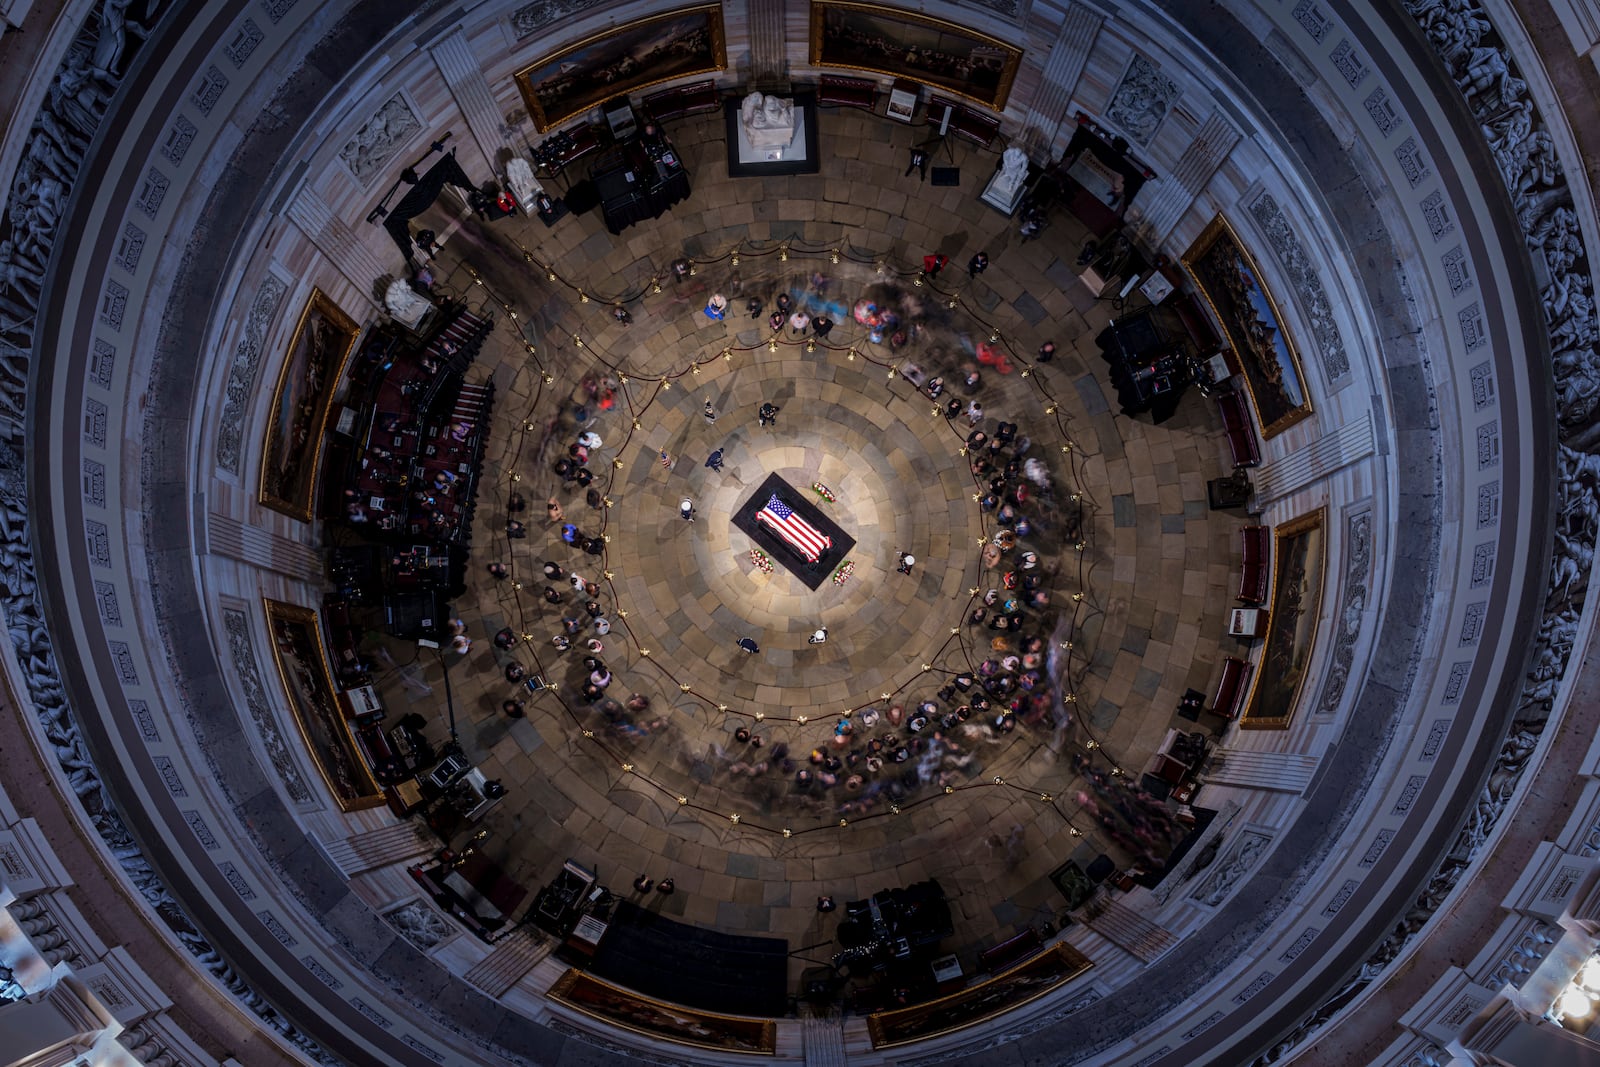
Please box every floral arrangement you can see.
[832,560,855,586]
[749,549,774,574]
[812,481,836,504]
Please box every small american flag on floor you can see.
[756,495,831,562]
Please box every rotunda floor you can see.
[362,106,1248,986]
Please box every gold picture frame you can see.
[514,5,727,133]
[1240,508,1327,730]
[1181,214,1314,438]
[258,288,360,521]
[262,599,384,810]
[547,970,777,1055]
[867,943,1093,1048]
[810,1,1022,113]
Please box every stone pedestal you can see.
[980,169,1026,216]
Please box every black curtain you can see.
[383,149,477,262]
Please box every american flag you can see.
[756,495,831,562]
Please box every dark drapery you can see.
[382,149,477,262]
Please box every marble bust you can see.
[739,92,796,148]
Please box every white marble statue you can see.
[384,277,432,329]
[739,92,796,148]
[981,145,1030,213]
[995,146,1029,194]
[505,157,542,214]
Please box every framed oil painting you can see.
[515,5,727,132]
[1182,214,1313,438]
[1240,509,1327,730]
[810,1,1022,113]
[258,288,360,521]
[867,943,1092,1048]
[263,599,384,810]
[547,970,777,1055]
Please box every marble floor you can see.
[368,104,1248,987]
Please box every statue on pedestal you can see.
[739,92,796,149]
[505,158,542,214]
[993,146,1029,197]
[385,277,432,330]
[981,145,1031,215]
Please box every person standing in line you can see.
[703,399,717,423]
[968,251,989,277]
